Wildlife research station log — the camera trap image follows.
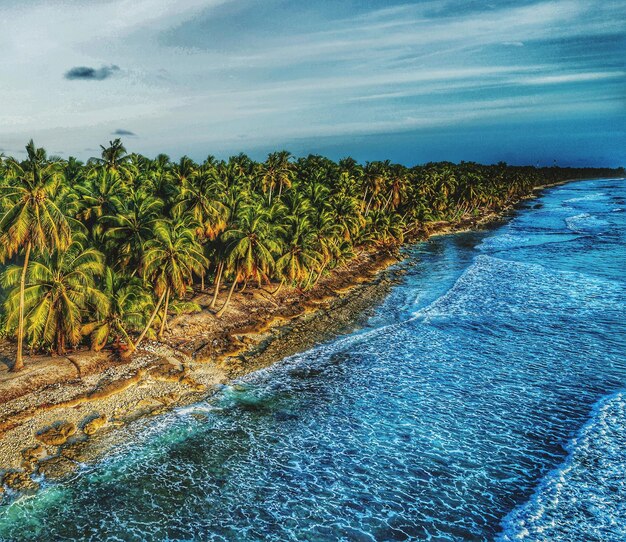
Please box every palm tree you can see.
[82,268,152,352]
[384,165,410,211]
[362,161,390,215]
[0,140,72,370]
[216,204,282,317]
[172,156,198,185]
[76,170,126,230]
[331,195,364,242]
[256,151,294,204]
[309,207,343,284]
[276,214,321,289]
[145,154,176,206]
[173,169,228,241]
[140,219,207,342]
[208,242,226,309]
[1,239,105,356]
[366,210,405,247]
[90,138,135,180]
[102,191,162,273]
[64,157,86,187]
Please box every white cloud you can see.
[0,0,623,159]
[518,72,626,85]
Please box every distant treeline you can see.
[0,139,623,368]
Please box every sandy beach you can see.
[0,190,549,493]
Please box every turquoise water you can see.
[1,178,625,541]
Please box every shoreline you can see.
[0,180,569,493]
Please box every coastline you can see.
[0,180,566,493]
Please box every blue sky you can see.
[0,0,624,166]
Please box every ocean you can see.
[0,178,624,541]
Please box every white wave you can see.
[479,232,581,252]
[479,233,532,251]
[499,390,626,541]
[175,403,223,416]
[565,213,609,232]
[412,254,622,322]
[564,193,607,203]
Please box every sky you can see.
[0,0,624,167]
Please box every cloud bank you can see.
[0,0,623,166]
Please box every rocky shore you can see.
[0,246,402,493]
[0,189,550,496]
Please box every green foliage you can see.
[0,139,621,358]
[1,238,105,355]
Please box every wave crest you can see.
[500,391,626,541]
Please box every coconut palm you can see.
[173,169,228,241]
[140,218,207,342]
[172,156,198,185]
[145,154,177,206]
[276,215,321,290]
[1,239,105,356]
[0,140,72,370]
[102,191,162,272]
[309,208,343,284]
[256,151,294,204]
[82,268,152,352]
[331,195,364,242]
[366,210,405,247]
[216,204,283,317]
[76,170,126,229]
[362,161,390,215]
[64,157,86,187]
[90,138,135,180]
[384,165,411,211]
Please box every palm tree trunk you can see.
[304,271,314,291]
[158,288,170,339]
[132,289,167,352]
[239,278,248,293]
[117,324,135,352]
[57,331,65,357]
[216,279,237,318]
[200,273,205,291]
[13,241,32,372]
[271,278,285,296]
[210,261,223,309]
[381,192,393,212]
[312,263,327,288]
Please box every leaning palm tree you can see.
[216,203,282,317]
[82,267,152,352]
[138,218,207,344]
[276,216,321,290]
[1,239,106,356]
[309,207,343,284]
[0,140,72,370]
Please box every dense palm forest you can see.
[0,139,622,370]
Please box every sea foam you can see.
[500,391,626,541]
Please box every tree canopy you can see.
[0,138,622,368]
